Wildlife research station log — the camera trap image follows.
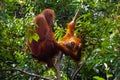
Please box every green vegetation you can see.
[0,0,120,80]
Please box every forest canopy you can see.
[0,0,120,80]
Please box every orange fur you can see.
[61,21,82,62]
[27,9,71,67]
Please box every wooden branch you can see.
[55,52,63,80]
[0,68,51,80]
[72,9,80,22]
[71,53,91,80]
[72,6,81,23]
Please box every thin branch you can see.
[0,68,50,80]
[55,52,63,80]
[72,8,80,22]
[72,6,81,23]
[71,53,91,80]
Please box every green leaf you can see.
[32,33,40,42]
[29,33,40,43]
[43,69,55,78]
[107,74,113,78]
[93,76,105,80]
[29,36,33,43]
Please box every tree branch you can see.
[72,4,82,23]
[71,53,91,80]
[72,7,80,23]
[0,68,51,80]
[55,52,63,80]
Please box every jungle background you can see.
[0,0,120,80]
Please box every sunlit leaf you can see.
[107,74,113,78]
[32,33,40,42]
[93,76,105,80]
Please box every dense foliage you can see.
[0,0,120,80]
